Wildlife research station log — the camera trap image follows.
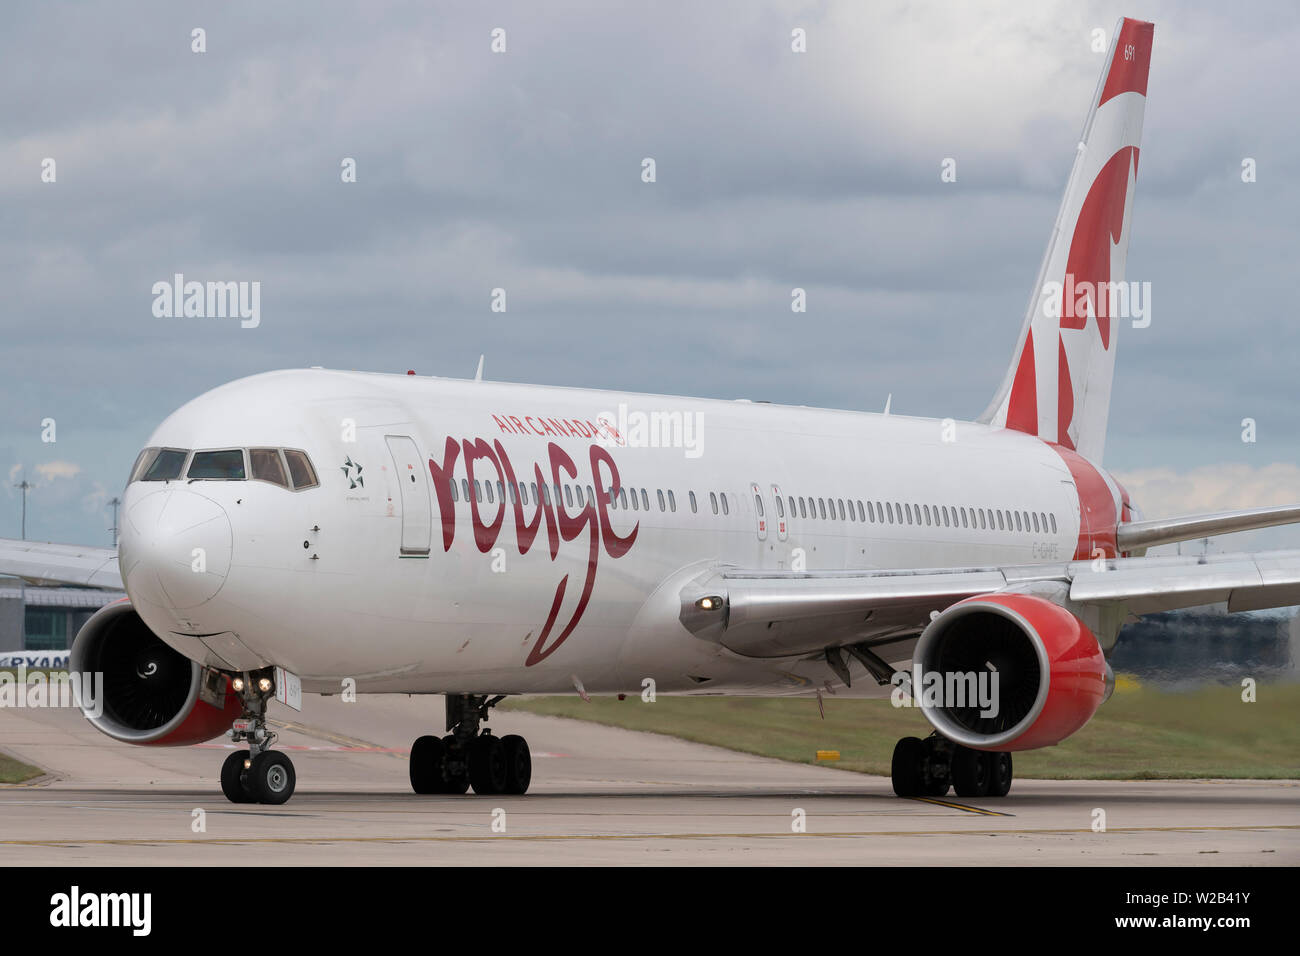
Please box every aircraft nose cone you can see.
[119,487,233,610]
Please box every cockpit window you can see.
[140,448,188,481]
[188,449,246,480]
[249,448,289,488]
[283,449,319,490]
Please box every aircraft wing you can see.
[678,549,1300,662]
[0,538,122,589]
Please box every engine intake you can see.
[913,592,1111,752]
[69,601,240,746]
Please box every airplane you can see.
[4,17,1300,806]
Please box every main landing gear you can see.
[890,734,1013,799]
[409,694,532,796]
[220,668,296,806]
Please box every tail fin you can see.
[981,17,1154,463]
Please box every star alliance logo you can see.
[341,457,364,489]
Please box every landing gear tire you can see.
[441,736,471,794]
[951,747,991,799]
[988,751,1013,797]
[891,737,926,797]
[468,734,508,795]
[501,734,532,795]
[410,734,446,794]
[248,751,296,805]
[221,750,252,804]
[922,736,951,796]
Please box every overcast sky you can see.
[2,0,1298,551]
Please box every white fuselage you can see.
[118,369,1120,698]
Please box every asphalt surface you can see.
[2,695,1296,865]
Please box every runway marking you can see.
[2,823,1296,848]
[908,796,1014,816]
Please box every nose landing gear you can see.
[219,668,296,805]
[408,694,532,796]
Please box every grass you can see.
[503,681,1300,780]
[0,752,43,784]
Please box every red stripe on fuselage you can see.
[1047,443,1118,560]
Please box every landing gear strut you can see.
[891,734,1012,799]
[409,694,532,796]
[220,668,296,805]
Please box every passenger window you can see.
[475,480,483,503]
[923,505,931,525]
[710,492,718,515]
[857,501,865,523]
[283,450,318,490]
[485,482,494,504]
[798,497,807,518]
[189,449,245,480]
[818,498,826,519]
[450,479,460,503]
[657,489,666,512]
[141,448,188,482]
[1015,511,1022,531]
[520,483,529,506]
[1032,512,1040,532]
[979,510,987,530]
[250,449,288,488]
[619,488,628,509]
[775,496,784,519]
[462,478,471,500]
[754,494,764,517]
[867,501,875,522]
[720,494,729,516]
[542,484,552,506]
[630,489,639,511]
[905,503,913,524]
[689,491,697,513]
[837,499,845,520]
[641,489,649,511]
[1050,513,1058,533]
[886,502,894,523]
[508,482,517,505]
[530,481,539,503]
[788,496,796,517]
[565,485,573,508]
[668,490,676,512]
[498,481,506,503]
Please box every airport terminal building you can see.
[0,582,124,653]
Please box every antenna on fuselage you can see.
[474,355,485,382]
[883,393,892,415]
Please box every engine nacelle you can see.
[912,592,1111,752]
[69,601,241,746]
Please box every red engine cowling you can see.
[912,592,1111,752]
[69,601,241,746]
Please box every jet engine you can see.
[912,592,1112,751]
[69,601,241,746]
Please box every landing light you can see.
[696,595,724,612]
[258,677,273,693]
[231,677,245,692]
